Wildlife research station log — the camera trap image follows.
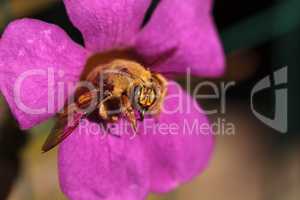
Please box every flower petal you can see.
[63,0,151,52]
[140,81,214,192]
[135,0,225,77]
[0,19,88,129]
[58,120,150,200]
[58,80,214,198]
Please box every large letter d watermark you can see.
[251,67,288,133]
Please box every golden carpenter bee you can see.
[42,59,167,152]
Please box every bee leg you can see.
[139,109,146,121]
[121,95,137,132]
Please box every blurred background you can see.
[0,0,299,199]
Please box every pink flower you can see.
[0,0,224,199]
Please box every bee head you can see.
[133,85,157,111]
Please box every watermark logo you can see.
[250,66,288,133]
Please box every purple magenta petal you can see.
[0,19,88,129]
[135,0,225,77]
[140,81,214,192]
[58,120,150,200]
[63,0,151,53]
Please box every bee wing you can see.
[42,89,100,153]
[42,105,85,153]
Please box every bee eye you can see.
[133,85,141,99]
[132,86,142,107]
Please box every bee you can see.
[42,59,167,152]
